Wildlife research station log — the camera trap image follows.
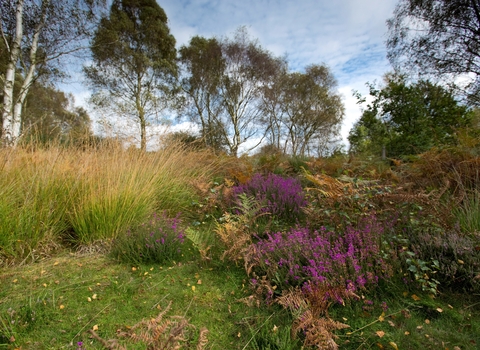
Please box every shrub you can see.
[231,173,307,225]
[110,212,186,265]
[407,228,480,293]
[245,216,392,301]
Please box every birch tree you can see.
[84,0,177,151]
[0,0,104,145]
[179,28,284,156]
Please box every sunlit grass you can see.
[0,141,214,261]
[0,251,289,349]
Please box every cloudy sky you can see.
[158,0,399,145]
[69,0,399,149]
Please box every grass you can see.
[454,190,480,236]
[0,142,214,261]
[1,250,479,349]
[329,286,480,349]
[0,249,296,349]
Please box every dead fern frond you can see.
[91,301,207,350]
[196,327,209,350]
[303,169,353,199]
[215,194,269,262]
[88,329,125,350]
[277,285,350,349]
[295,315,349,350]
[215,212,253,262]
[185,228,213,261]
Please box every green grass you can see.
[0,250,296,349]
[328,285,480,350]
[1,250,479,349]
[454,191,480,236]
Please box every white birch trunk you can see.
[2,0,24,145]
[11,6,46,144]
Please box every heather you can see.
[246,216,392,300]
[231,173,307,224]
[110,211,186,265]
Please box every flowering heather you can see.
[111,211,185,264]
[247,216,392,299]
[232,173,307,223]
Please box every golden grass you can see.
[0,141,215,263]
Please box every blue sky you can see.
[69,0,399,149]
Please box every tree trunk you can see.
[2,0,49,146]
[2,0,24,145]
[136,74,147,151]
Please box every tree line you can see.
[1,0,479,157]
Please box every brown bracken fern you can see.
[89,301,208,350]
[277,283,351,349]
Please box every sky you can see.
[68,0,400,150]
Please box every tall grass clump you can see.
[0,147,71,262]
[0,140,214,261]
[454,191,480,235]
[66,141,213,244]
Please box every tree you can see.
[178,36,227,151]
[1,0,105,145]
[21,84,92,144]
[349,74,473,158]
[84,0,176,151]
[220,28,284,156]
[276,65,344,156]
[386,0,480,104]
[178,28,283,156]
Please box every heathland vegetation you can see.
[0,139,479,349]
[1,0,480,348]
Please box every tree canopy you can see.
[21,84,92,144]
[349,74,472,158]
[178,28,285,156]
[84,0,176,151]
[387,0,480,105]
[178,28,344,157]
[263,64,344,156]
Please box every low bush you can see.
[231,173,307,225]
[110,212,186,265]
[407,228,480,293]
[245,216,392,302]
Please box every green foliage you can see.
[244,312,301,350]
[265,65,344,157]
[178,27,284,157]
[386,0,480,105]
[349,74,472,158]
[20,84,92,145]
[178,36,228,152]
